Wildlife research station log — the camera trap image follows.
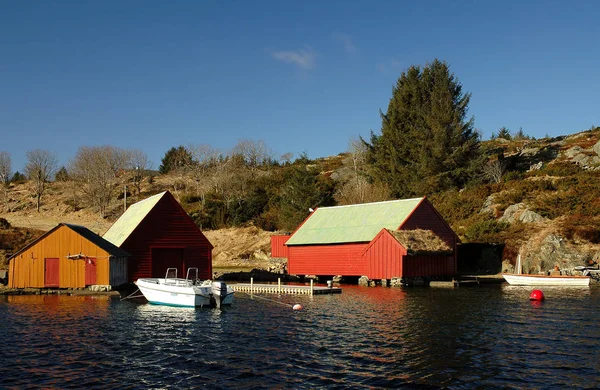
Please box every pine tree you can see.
[278,153,336,230]
[159,146,193,174]
[366,59,481,197]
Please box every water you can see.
[1,285,599,389]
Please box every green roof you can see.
[285,197,424,245]
[103,191,166,247]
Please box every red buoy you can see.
[292,304,303,311]
[529,289,545,301]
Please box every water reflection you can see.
[1,287,600,388]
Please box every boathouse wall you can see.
[287,243,367,276]
[8,224,128,289]
[270,235,290,258]
[363,229,407,279]
[118,193,213,281]
[362,229,457,279]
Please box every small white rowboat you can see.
[502,273,590,286]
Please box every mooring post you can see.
[251,277,254,295]
[310,279,314,296]
[278,278,281,293]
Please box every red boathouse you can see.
[284,197,458,280]
[103,191,213,281]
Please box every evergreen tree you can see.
[365,59,481,197]
[10,171,26,183]
[278,153,336,230]
[496,127,512,140]
[159,146,193,174]
[55,166,69,181]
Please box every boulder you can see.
[593,140,600,157]
[500,203,546,224]
[519,210,547,223]
[500,203,526,223]
[480,194,497,215]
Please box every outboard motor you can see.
[211,281,228,309]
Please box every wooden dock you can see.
[231,281,342,295]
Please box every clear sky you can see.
[2,0,599,172]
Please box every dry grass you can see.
[388,229,452,255]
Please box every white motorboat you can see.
[135,267,234,308]
[502,273,590,286]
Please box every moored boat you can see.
[135,267,234,308]
[502,273,590,286]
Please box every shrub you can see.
[0,218,10,229]
[430,185,494,225]
[181,193,203,204]
[502,171,525,182]
[538,161,582,177]
[560,215,600,244]
[462,215,510,243]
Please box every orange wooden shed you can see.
[8,223,129,289]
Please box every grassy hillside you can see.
[2,127,600,274]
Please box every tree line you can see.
[1,59,535,231]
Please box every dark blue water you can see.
[1,285,599,389]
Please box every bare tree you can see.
[188,143,221,197]
[348,137,368,203]
[70,146,129,218]
[0,151,11,211]
[25,149,57,212]
[126,149,151,195]
[280,152,294,165]
[231,139,272,179]
[483,159,506,184]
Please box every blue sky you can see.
[1,0,599,172]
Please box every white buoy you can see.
[293,304,303,311]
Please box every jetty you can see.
[231,278,342,295]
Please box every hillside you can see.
[0,177,275,270]
[2,127,600,275]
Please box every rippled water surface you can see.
[1,285,599,389]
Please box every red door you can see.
[85,258,97,285]
[45,258,59,287]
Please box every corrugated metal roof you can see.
[285,197,424,245]
[103,191,166,247]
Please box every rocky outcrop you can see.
[480,194,497,215]
[506,145,560,171]
[520,233,594,274]
[500,203,547,224]
[562,143,600,170]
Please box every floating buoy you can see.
[292,304,303,311]
[529,289,545,301]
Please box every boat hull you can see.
[135,278,234,308]
[502,274,590,286]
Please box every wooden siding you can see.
[109,257,128,286]
[401,199,456,246]
[361,228,457,279]
[288,243,367,276]
[8,225,120,289]
[402,255,455,278]
[363,230,407,279]
[121,194,213,281]
[271,235,290,258]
